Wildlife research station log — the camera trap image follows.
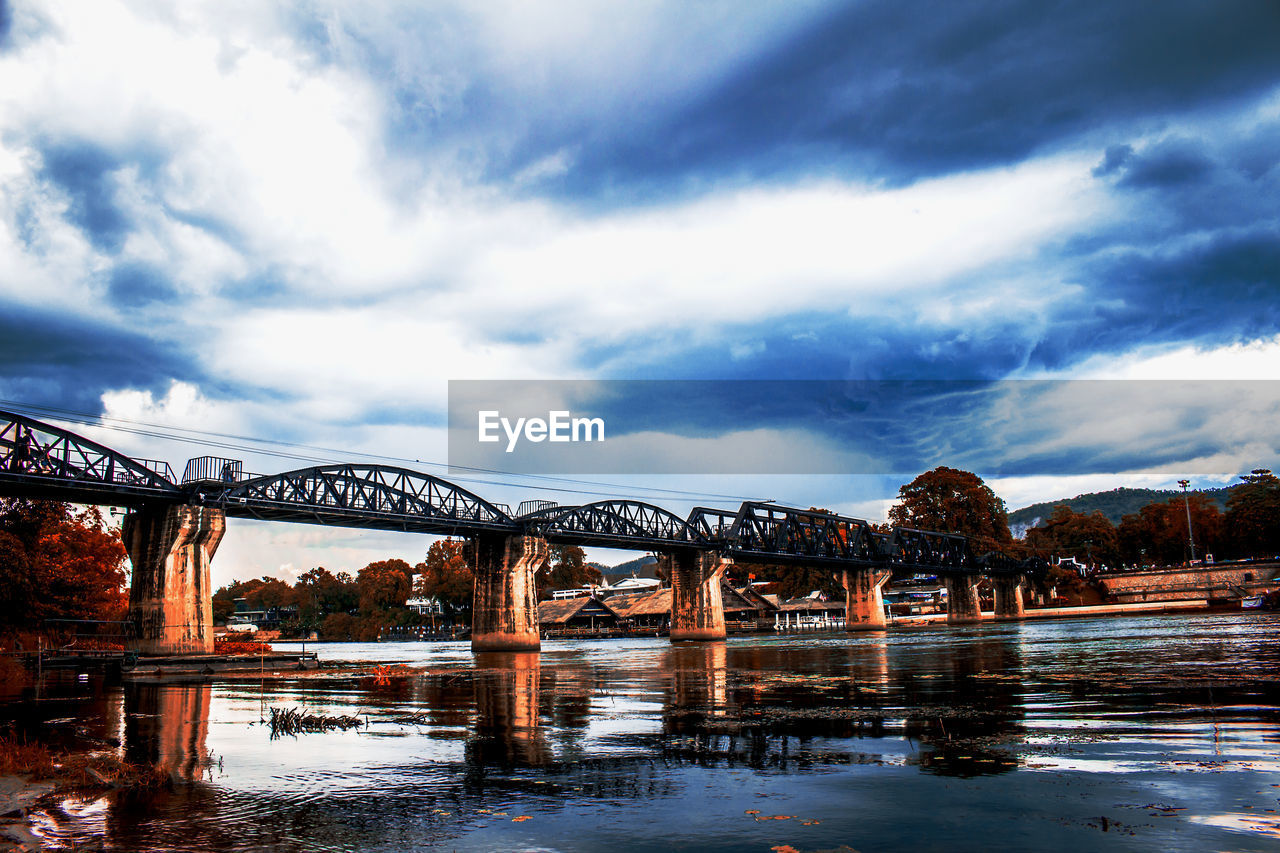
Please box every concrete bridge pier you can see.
[124,505,224,655]
[843,567,892,630]
[945,574,983,625]
[471,534,548,652]
[663,550,729,642]
[992,575,1026,621]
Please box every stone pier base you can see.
[993,575,1026,621]
[945,574,983,625]
[125,505,224,655]
[663,550,728,642]
[843,567,891,630]
[471,534,547,652]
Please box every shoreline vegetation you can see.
[0,738,170,852]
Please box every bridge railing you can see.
[182,456,261,485]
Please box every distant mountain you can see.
[1008,485,1237,535]
[601,554,659,582]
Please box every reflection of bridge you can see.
[0,410,1041,654]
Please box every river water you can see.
[7,612,1280,852]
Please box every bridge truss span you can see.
[523,500,706,549]
[198,463,518,535]
[690,502,885,566]
[0,410,180,505]
[0,409,1043,575]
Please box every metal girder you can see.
[524,500,705,549]
[881,527,971,574]
[692,502,882,564]
[0,410,180,505]
[975,550,1048,577]
[197,464,517,535]
[687,503,1029,576]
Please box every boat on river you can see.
[1242,590,1280,610]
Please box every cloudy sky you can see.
[2,1,1279,583]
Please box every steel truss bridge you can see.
[0,410,1040,576]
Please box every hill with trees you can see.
[1008,486,1236,534]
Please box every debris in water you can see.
[268,707,363,737]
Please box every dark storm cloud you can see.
[107,262,180,308]
[492,0,1280,199]
[0,303,199,412]
[36,143,135,252]
[1032,227,1280,370]
[1116,139,1215,189]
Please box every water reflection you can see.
[469,651,548,768]
[123,683,212,782]
[668,641,728,714]
[5,614,1280,852]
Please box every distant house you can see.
[539,595,623,636]
[595,582,778,634]
[882,587,946,616]
[610,588,672,632]
[599,576,661,597]
[551,585,600,600]
[775,592,845,631]
[724,585,779,631]
[405,597,444,615]
[230,597,296,629]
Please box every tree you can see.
[0,499,128,631]
[416,538,473,618]
[1118,496,1224,566]
[293,566,357,620]
[888,467,1012,550]
[356,559,413,612]
[1024,505,1120,568]
[1225,469,1280,558]
[538,545,602,599]
[245,577,296,611]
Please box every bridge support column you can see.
[843,568,891,630]
[945,575,983,625]
[663,550,728,642]
[992,575,1025,621]
[124,505,224,655]
[471,534,547,652]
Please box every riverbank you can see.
[0,738,170,852]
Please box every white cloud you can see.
[1057,334,1280,380]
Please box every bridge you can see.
[0,410,1042,654]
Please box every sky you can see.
[2,1,1279,585]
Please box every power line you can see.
[1,399,770,505]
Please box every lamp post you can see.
[1178,479,1197,564]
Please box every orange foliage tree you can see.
[416,538,472,619]
[356,559,413,613]
[0,499,128,631]
[1118,495,1223,566]
[888,467,1012,551]
[1024,505,1120,567]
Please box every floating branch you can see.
[268,706,363,737]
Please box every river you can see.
[6,612,1280,851]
